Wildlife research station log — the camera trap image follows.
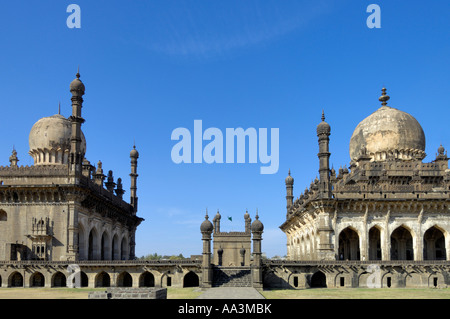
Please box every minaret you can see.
[251,211,264,289]
[69,68,86,180]
[200,211,213,288]
[130,144,139,215]
[316,110,331,198]
[213,210,221,233]
[285,169,294,211]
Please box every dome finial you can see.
[76,65,80,79]
[58,101,61,115]
[321,109,325,122]
[379,87,390,106]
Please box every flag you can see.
[227,216,232,222]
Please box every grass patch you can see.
[167,287,204,299]
[0,287,204,299]
[260,288,450,299]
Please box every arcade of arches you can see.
[338,225,447,261]
[1,267,200,289]
[289,224,449,261]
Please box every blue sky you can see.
[0,1,449,258]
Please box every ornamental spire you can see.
[379,87,390,106]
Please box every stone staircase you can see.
[213,267,252,287]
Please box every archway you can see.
[78,223,86,260]
[391,226,414,260]
[368,227,382,260]
[310,271,327,288]
[121,237,129,260]
[424,226,446,260]
[139,271,155,287]
[9,272,23,287]
[52,271,66,287]
[95,271,111,287]
[183,271,199,288]
[112,234,120,260]
[80,271,89,287]
[101,231,111,260]
[0,209,7,221]
[339,227,360,260]
[88,228,99,260]
[117,271,132,287]
[30,272,45,287]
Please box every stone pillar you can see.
[251,214,264,289]
[382,209,391,261]
[66,193,80,261]
[200,213,213,288]
[316,201,335,260]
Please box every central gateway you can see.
[200,210,264,289]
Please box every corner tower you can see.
[317,111,331,198]
[69,68,86,180]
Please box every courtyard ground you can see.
[0,287,450,299]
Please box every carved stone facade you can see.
[0,72,143,263]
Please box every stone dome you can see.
[70,72,85,95]
[29,114,86,165]
[200,215,213,233]
[130,145,139,158]
[316,111,331,136]
[251,214,264,233]
[285,169,294,185]
[349,90,425,162]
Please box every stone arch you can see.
[183,271,199,287]
[8,271,23,287]
[368,225,382,260]
[310,271,327,288]
[120,236,129,260]
[139,271,155,287]
[79,271,89,287]
[428,272,446,288]
[338,227,360,260]
[0,209,7,221]
[305,234,311,259]
[391,225,414,260]
[78,222,87,260]
[30,272,45,287]
[101,230,111,260]
[52,271,67,287]
[117,271,133,287]
[112,234,120,260]
[423,226,446,260]
[88,227,99,260]
[95,271,111,287]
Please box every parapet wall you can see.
[89,287,167,299]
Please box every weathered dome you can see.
[130,145,139,158]
[349,90,425,162]
[200,215,213,233]
[69,71,85,95]
[316,111,331,136]
[29,114,86,165]
[285,169,294,185]
[251,214,264,233]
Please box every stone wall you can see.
[89,287,167,299]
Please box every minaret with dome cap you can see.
[317,110,332,199]
[285,169,294,211]
[130,144,139,215]
[200,210,213,288]
[69,67,86,179]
